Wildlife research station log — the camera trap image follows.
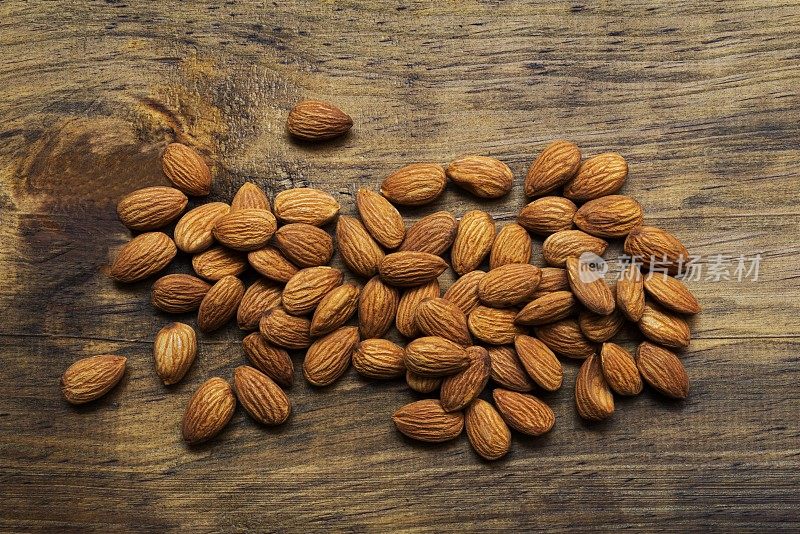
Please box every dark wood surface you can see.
[1,1,799,531]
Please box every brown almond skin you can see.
[600,342,643,396]
[310,283,360,336]
[564,152,628,202]
[399,211,458,255]
[636,342,689,399]
[452,210,496,275]
[406,371,442,393]
[515,291,577,326]
[117,186,188,231]
[574,195,644,238]
[616,263,645,321]
[535,319,596,359]
[162,143,212,196]
[396,280,440,338]
[242,332,294,388]
[197,276,245,333]
[336,216,384,278]
[110,232,177,283]
[518,196,577,235]
[212,208,277,251]
[274,223,334,268]
[357,188,406,249]
[381,163,447,206]
[638,304,691,349]
[358,276,400,339]
[447,155,513,198]
[153,322,197,385]
[575,354,615,421]
[181,377,236,444]
[273,188,340,226]
[237,279,282,330]
[578,309,626,343]
[287,100,352,141]
[524,140,581,197]
[282,266,343,315]
[487,346,535,392]
[465,399,512,461]
[231,182,270,211]
[415,297,472,346]
[440,346,491,412]
[643,273,701,315]
[493,388,555,436]
[489,223,532,269]
[61,355,127,405]
[566,256,615,315]
[174,202,230,254]
[151,274,211,314]
[392,399,464,443]
[624,226,689,275]
[542,230,608,267]
[192,246,247,281]
[233,366,291,425]
[537,267,570,294]
[443,270,486,316]
[478,263,542,307]
[259,308,312,350]
[468,306,523,345]
[378,251,448,287]
[247,246,299,283]
[404,336,470,377]
[514,335,563,392]
[352,339,406,379]
[303,326,359,387]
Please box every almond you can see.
[181,377,236,444]
[173,202,230,254]
[404,336,470,377]
[489,223,532,269]
[162,142,212,196]
[310,283,360,336]
[643,273,701,315]
[478,263,541,307]
[515,291,577,326]
[440,346,491,412]
[442,270,485,316]
[197,275,245,332]
[231,182,270,211]
[564,152,628,201]
[624,226,689,275]
[61,355,127,405]
[406,371,442,393]
[616,263,645,321]
[638,304,691,349]
[534,319,595,359]
[237,279,282,330]
[514,335,563,392]
[487,346,534,392]
[380,163,447,206]
[335,215,384,278]
[303,326,359,386]
[247,246,299,283]
[259,307,312,349]
[117,186,188,231]
[600,342,642,396]
[396,280,440,338]
[451,210,496,275]
[153,322,197,385]
[242,332,294,387]
[358,276,400,339]
[636,342,689,399]
[465,399,512,460]
[566,256,615,315]
[537,267,570,294]
[574,195,644,238]
[446,155,513,198]
[233,365,291,425]
[517,196,577,235]
[352,338,406,379]
[356,188,405,249]
[274,223,334,267]
[578,309,625,342]
[493,388,555,436]
[192,246,247,281]
[151,274,210,313]
[399,211,458,255]
[414,297,472,346]
[575,354,614,421]
[273,187,340,226]
[467,306,523,345]
[286,100,352,141]
[542,230,607,267]
[392,399,464,442]
[524,140,581,197]
[282,266,343,315]
[212,208,277,251]
[378,251,448,287]
[110,232,177,283]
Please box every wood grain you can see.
[1,0,799,530]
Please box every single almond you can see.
[404,336,470,377]
[518,196,577,235]
[636,342,689,399]
[358,276,400,339]
[237,279,282,330]
[487,346,535,392]
[574,195,644,238]
[212,208,277,251]
[396,280,440,338]
[61,355,127,405]
[286,100,352,141]
[378,251,448,287]
[117,186,188,231]
[415,297,472,346]
[575,354,614,421]
[393,399,464,442]
[303,326,360,386]
[624,226,689,275]
[173,202,230,254]
[197,276,245,332]
[493,388,555,436]
[231,182,270,211]
[154,322,197,385]
[465,398,512,461]
[110,232,177,283]
[524,140,581,197]
[273,187,340,226]
[536,267,570,294]
[451,210,496,275]
[514,335,563,392]
[643,273,701,315]
[534,319,596,359]
[442,270,485,316]
[381,163,447,206]
[406,371,442,393]
[542,230,607,267]
[242,332,294,387]
[564,152,628,201]
[282,266,343,315]
[578,309,625,343]
[440,346,491,412]
[467,306,523,345]
[616,263,645,321]
[274,223,334,267]
[259,307,312,349]
[233,365,291,425]
[399,211,458,255]
[566,256,615,315]
[638,304,691,349]
[352,338,406,379]
[162,142,212,196]
[151,274,211,313]
[515,291,577,326]
[447,155,513,198]
[336,215,384,277]
[247,246,299,283]
[357,188,405,249]
[600,342,642,396]
[192,246,247,281]
[478,263,541,307]
[181,377,236,444]
[489,223,532,269]
[310,283,360,336]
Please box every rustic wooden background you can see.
[1,0,798,531]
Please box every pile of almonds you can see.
[60,100,699,460]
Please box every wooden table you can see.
[1,1,798,531]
